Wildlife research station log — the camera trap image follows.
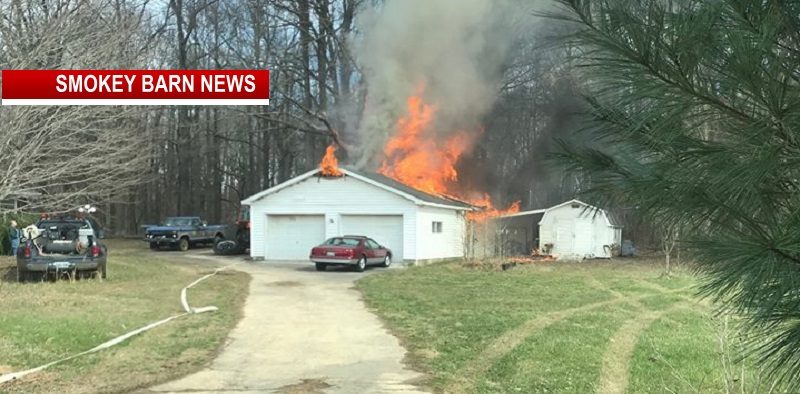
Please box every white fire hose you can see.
[0,265,231,384]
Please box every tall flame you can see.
[320,144,343,177]
[378,95,472,195]
[378,86,519,221]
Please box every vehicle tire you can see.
[149,242,159,250]
[315,263,327,271]
[20,271,41,283]
[214,235,223,246]
[354,256,367,272]
[178,237,189,252]
[382,255,392,268]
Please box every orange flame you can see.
[466,195,521,221]
[320,144,343,177]
[378,95,471,195]
[378,87,519,221]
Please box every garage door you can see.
[340,215,403,262]
[266,215,325,260]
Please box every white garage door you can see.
[340,215,404,262]
[266,215,325,260]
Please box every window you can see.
[324,237,361,246]
[366,239,380,249]
[432,221,443,233]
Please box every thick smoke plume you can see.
[351,0,523,170]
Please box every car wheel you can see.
[20,271,41,283]
[315,263,327,271]
[382,255,392,268]
[149,242,159,250]
[354,256,366,272]
[178,238,189,252]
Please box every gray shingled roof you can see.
[343,167,474,209]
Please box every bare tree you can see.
[660,226,678,276]
[0,0,153,213]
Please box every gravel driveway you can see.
[142,253,427,394]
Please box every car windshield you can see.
[164,218,192,226]
[324,237,361,246]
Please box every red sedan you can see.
[309,235,392,272]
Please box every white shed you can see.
[538,199,622,259]
[241,168,472,264]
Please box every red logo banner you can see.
[1,70,269,106]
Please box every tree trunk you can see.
[298,0,315,169]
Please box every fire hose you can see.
[0,265,231,384]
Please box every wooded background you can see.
[0,0,633,239]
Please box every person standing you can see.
[9,220,20,256]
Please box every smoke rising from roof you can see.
[351,0,525,169]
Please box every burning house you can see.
[242,166,473,264]
[242,89,521,264]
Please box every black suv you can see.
[16,216,108,282]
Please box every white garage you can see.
[242,168,472,264]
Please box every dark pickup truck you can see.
[17,216,108,282]
[145,216,225,251]
[213,207,250,255]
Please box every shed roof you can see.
[498,199,622,228]
[242,167,474,211]
[499,208,546,218]
[540,199,619,227]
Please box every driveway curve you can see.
[143,253,427,394]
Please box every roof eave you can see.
[497,209,546,218]
[415,201,475,211]
[241,168,320,205]
[242,168,474,211]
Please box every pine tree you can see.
[551,0,800,387]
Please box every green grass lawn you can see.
[0,239,249,393]
[357,259,780,393]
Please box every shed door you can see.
[340,215,403,262]
[265,215,325,260]
[574,219,594,257]
[555,223,573,255]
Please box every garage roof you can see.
[242,167,474,211]
[347,168,474,209]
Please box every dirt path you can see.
[141,254,427,394]
[447,280,695,393]
[596,309,668,394]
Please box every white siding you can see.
[246,174,420,262]
[415,206,466,260]
[592,211,619,257]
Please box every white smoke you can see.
[351,0,528,168]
